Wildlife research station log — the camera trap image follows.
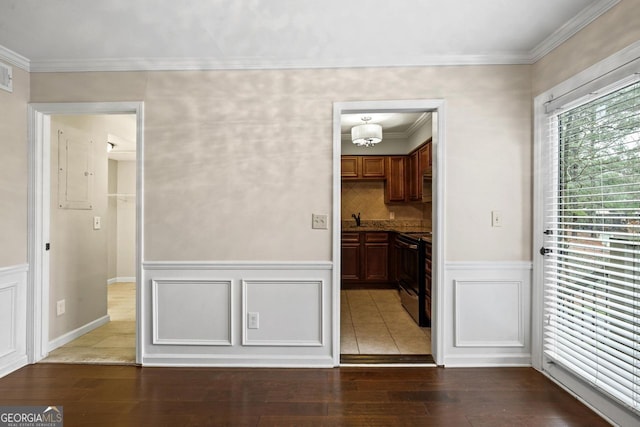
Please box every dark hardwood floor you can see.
[0,364,609,426]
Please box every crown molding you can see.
[0,44,30,71]
[405,112,431,137]
[529,0,621,63]
[28,52,533,73]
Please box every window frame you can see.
[533,40,640,426]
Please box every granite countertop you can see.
[341,220,431,235]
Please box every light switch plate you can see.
[312,214,328,229]
[93,216,101,230]
[491,210,502,227]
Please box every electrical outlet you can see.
[57,299,65,316]
[248,312,259,329]
[491,210,502,227]
[93,216,101,230]
[312,214,328,230]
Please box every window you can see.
[542,80,640,413]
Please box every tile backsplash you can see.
[341,181,431,227]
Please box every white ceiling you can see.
[0,0,620,72]
[341,112,427,135]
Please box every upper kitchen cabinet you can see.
[420,138,432,177]
[408,139,432,201]
[385,156,407,203]
[341,156,386,180]
[408,150,421,201]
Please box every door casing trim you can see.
[332,99,446,366]
[27,102,144,364]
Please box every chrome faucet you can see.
[352,213,361,227]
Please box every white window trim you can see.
[533,40,640,426]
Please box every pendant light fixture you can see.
[351,116,382,147]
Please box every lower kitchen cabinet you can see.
[341,231,391,287]
[363,232,389,281]
[341,232,362,280]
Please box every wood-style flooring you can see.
[0,364,610,426]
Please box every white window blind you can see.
[543,80,640,413]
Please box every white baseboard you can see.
[142,353,335,368]
[48,314,110,352]
[0,355,28,379]
[444,354,532,367]
[108,277,136,285]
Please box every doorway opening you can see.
[27,103,143,365]
[333,100,444,365]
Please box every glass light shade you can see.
[351,123,382,147]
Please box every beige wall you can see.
[532,0,640,96]
[0,66,28,268]
[107,159,118,279]
[32,65,532,262]
[116,160,136,278]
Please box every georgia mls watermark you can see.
[0,406,63,427]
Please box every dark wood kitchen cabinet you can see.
[341,232,391,287]
[341,156,386,179]
[408,138,432,201]
[420,139,432,176]
[341,232,362,280]
[363,232,389,281]
[408,150,420,201]
[385,156,407,203]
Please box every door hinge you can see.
[539,247,552,255]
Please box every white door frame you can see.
[332,99,446,366]
[27,102,144,363]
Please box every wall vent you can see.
[0,62,13,93]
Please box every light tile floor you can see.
[41,282,136,364]
[341,289,431,355]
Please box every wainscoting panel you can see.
[454,280,523,347]
[444,262,532,367]
[152,279,232,346]
[142,262,333,367]
[242,280,323,346]
[0,285,16,358]
[0,264,28,378]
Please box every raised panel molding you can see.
[142,262,334,367]
[152,279,232,346]
[242,279,324,347]
[0,285,17,358]
[454,280,524,348]
[444,261,532,367]
[0,264,28,378]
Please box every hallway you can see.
[41,282,135,364]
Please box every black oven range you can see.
[395,232,432,327]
